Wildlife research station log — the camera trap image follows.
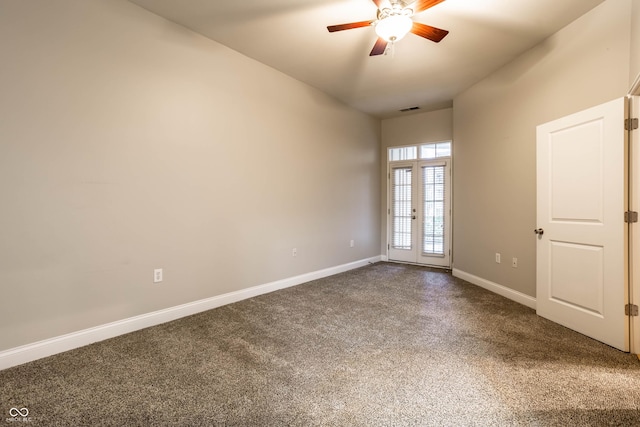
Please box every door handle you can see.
[534,228,544,235]
[412,216,416,220]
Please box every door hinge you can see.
[625,304,639,316]
[625,118,638,131]
[625,211,638,223]
[388,244,390,250]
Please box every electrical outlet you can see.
[495,253,501,264]
[350,239,355,248]
[154,268,163,283]
[292,248,297,257]
[512,257,518,268]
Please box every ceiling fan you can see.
[327,0,449,56]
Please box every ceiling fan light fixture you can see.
[375,14,413,42]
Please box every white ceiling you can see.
[128,0,605,119]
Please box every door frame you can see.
[628,92,640,354]
[386,143,452,269]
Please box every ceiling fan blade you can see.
[412,0,446,13]
[369,38,388,56]
[411,22,449,43]
[327,20,373,32]
[372,0,392,8]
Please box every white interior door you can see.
[536,97,628,351]
[388,160,451,268]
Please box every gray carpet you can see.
[2,262,640,426]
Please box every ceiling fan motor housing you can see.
[377,2,414,21]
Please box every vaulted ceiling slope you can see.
[128,0,605,119]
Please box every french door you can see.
[388,159,451,268]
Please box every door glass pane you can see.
[422,165,445,255]
[392,167,412,250]
[389,146,417,161]
[420,142,451,159]
[420,144,436,159]
[435,142,451,158]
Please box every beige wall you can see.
[452,0,632,297]
[380,108,453,254]
[0,0,381,351]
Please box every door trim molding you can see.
[629,94,640,354]
[629,73,640,96]
[452,269,537,310]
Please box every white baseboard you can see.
[0,256,382,371]
[452,268,537,310]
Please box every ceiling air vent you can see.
[400,106,420,112]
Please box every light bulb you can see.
[375,15,413,42]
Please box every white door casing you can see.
[630,95,640,354]
[536,97,628,351]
